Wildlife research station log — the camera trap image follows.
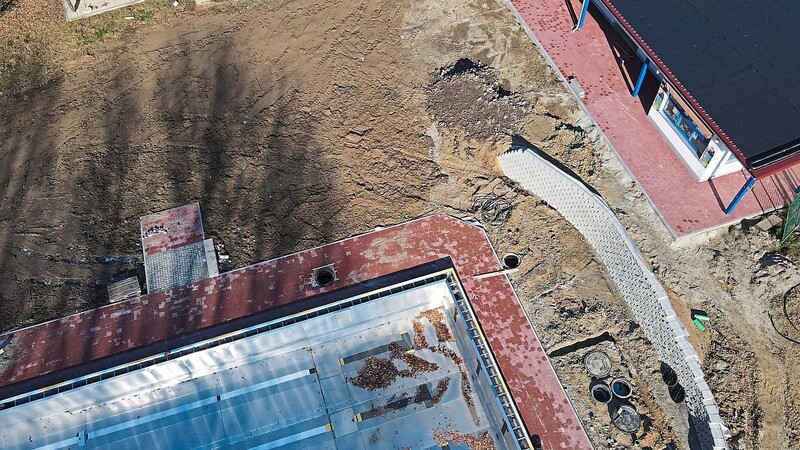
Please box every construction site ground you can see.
[0,1,798,449]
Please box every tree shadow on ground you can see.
[0,18,344,397]
[0,75,64,331]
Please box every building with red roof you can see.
[0,209,592,449]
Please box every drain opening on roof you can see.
[311,264,337,288]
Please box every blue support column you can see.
[632,59,649,97]
[724,176,757,215]
[577,0,591,29]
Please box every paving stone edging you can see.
[498,147,729,450]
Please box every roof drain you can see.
[311,264,338,288]
[502,253,521,270]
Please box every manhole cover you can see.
[612,404,641,433]
[583,350,611,378]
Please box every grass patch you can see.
[782,235,800,263]
[70,0,178,46]
[134,9,156,20]
[0,0,181,97]
[132,0,176,21]
[71,17,125,46]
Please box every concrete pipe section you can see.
[611,377,632,399]
[583,350,611,378]
[590,383,613,404]
[612,405,641,433]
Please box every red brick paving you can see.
[508,0,800,237]
[0,215,592,449]
[140,202,205,255]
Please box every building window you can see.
[700,146,715,167]
[661,96,709,157]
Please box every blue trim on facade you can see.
[632,58,649,97]
[577,0,591,29]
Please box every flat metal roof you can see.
[0,280,513,449]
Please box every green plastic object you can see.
[693,318,707,331]
[782,194,800,244]
[692,313,710,322]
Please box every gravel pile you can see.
[418,308,454,342]
[460,370,477,421]
[390,342,440,375]
[431,379,451,404]
[433,345,463,365]
[413,319,429,348]
[398,352,439,376]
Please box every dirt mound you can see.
[426,58,528,140]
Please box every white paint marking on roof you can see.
[247,424,331,450]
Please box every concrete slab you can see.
[62,0,146,21]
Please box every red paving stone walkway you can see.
[507,0,800,238]
[0,215,592,449]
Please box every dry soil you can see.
[0,1,798,449]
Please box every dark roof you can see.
[604,0,800,170]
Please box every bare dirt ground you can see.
[0,1,798,449]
